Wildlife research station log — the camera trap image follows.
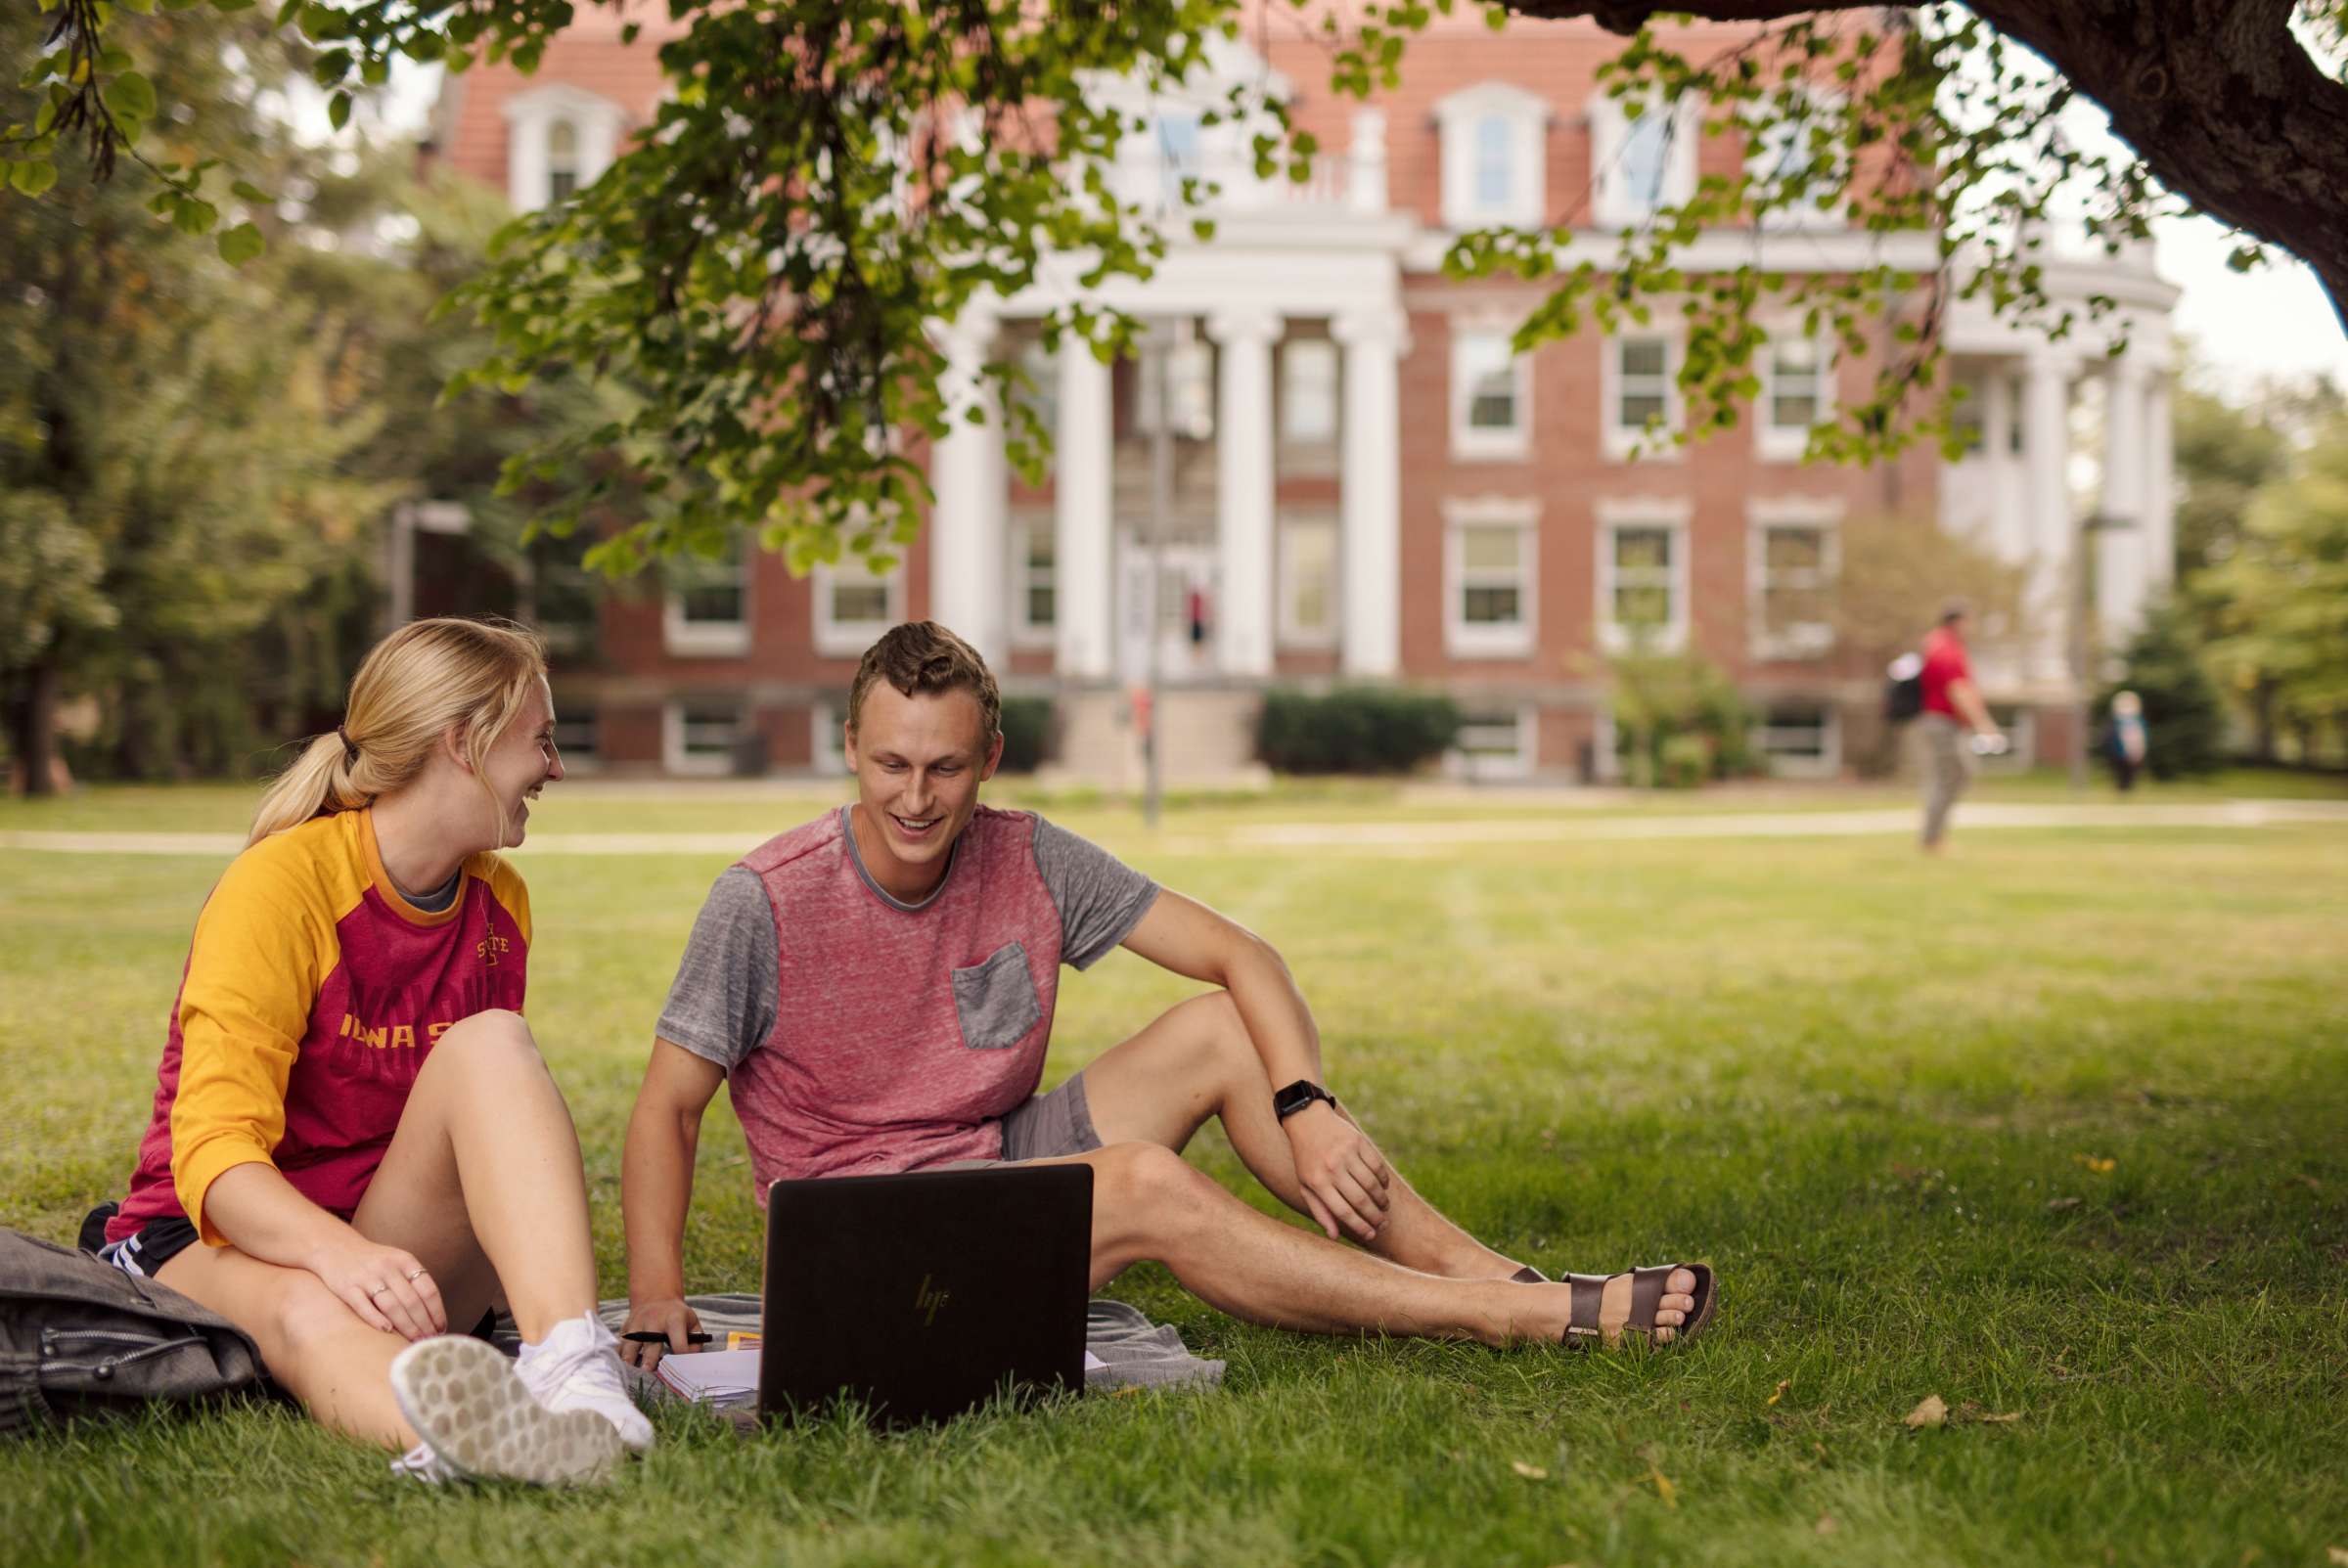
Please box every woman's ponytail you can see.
[245,618,546,847]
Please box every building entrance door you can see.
[1117,538,1220,685]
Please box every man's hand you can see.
[618,1296,705,1369]
[1284,1101,1391,1242]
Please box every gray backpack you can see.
[1,1228,267,1435]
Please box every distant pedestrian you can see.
[2105,690,2149,792]
[1917,600,2004,854]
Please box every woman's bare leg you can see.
[351,1008,600,1341]
[154,1008,605,1448]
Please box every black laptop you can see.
[759,1164,1093,1427]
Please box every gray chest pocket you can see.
[950,941,1043,1052]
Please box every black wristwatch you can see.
[1273,1079,1339,1122]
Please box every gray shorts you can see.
[995,1070,1104,1163]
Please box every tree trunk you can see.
[9,650,63,798]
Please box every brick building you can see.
[425,9,2179,782]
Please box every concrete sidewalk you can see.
[4,799,2342,860]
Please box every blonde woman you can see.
[91,618,647,1485]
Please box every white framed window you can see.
[1589,92,1696,231]
[1280,338,1339,462]
[1757,332,1833,461]
[501,84,625,212]
[1451,329,1531,461]
[1749,501,1840,660]
[1752,699,1840,778]
[662,541,751,658]
[662,697,743,777]
[813,699,849,777]
[1433,82,1548,230]
[1603,333,1681,461]
[1135,330,1215,440]
[1745,89,1848,230]
[1010,515,1056,648]
[1444,497,1539,659]
[1447,704,1536,781]
[812,555,903,658]
[1596,499,1693,652]
[1277,513,1340,650]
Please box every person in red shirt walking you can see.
[1918,600,2006,852]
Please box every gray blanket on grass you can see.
[497,1295,1222,1397]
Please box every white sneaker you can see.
[389,1334,622,1487]
[515,1312,655,1453]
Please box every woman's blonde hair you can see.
[248,617,549,847]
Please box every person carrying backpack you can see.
[1914,600,2005,853]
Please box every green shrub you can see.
[997,695,1055,773]
[1256,687,1462,775]
[1609,649,1755,787]
[2100,600,2226,779]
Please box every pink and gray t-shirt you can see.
[655,805,1158,1196]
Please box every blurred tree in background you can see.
[2199,413,2348,768]
[0,8,636,792]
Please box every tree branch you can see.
[1496,0,2348,330]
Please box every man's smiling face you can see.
[842,682,1003,902]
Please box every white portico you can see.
[1938,240,2182,694]
[927,84,1415,706]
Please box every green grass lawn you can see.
[2,784,2344,1567]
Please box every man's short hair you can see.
[847,621,1002,742]
[1938,597,1971,627]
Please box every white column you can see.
[1348,109,1388,214]
[1208,310,1280,679]
[929,312,1008,666]
[1334,308,1407,678]
[2144,371,2175,595]
[2022,350,2071,683]
[2099,353,2149,637]
[1981,370,2023,560]
[1054,336,1115,681]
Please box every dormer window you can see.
[1474,117,1513,209]
[545,119,580,202]
[1434,82,1548,230]
[1589,92,1696,230]
[502,85,626,212]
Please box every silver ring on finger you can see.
[405,1268,427,1282]
[367,1283,388,1297]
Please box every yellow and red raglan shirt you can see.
[107,807,531,1248]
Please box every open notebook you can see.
[653,1346,1109,1412]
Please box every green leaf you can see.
[216,221,265,265]
[327,90,350,131]
[9,160,58,197]
[231,179,270,202]
[103,71,158,122]
[171,196,219,236]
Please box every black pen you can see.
[620,1330,716,1346]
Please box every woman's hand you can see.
[309,1237,446,1341]
[618,1297,705,1369]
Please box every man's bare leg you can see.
[1046,1142,1694,1345]
[1082,991,1528,1280]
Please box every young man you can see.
[1917,600,2006,853]
[618,622,1712,1366]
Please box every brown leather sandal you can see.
[1512,1263,1717,1346]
